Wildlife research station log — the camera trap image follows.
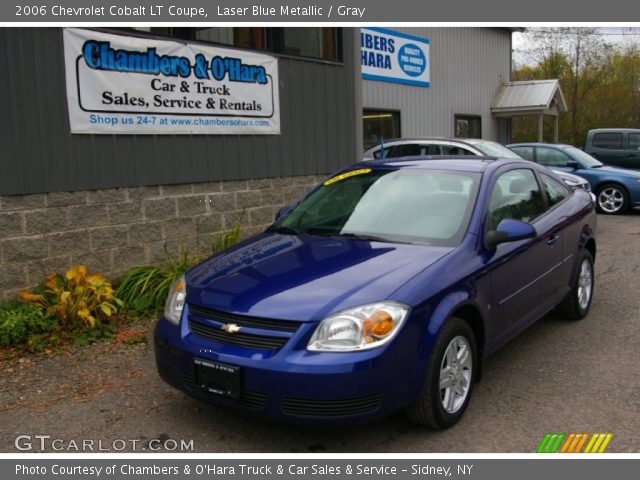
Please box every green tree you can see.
[514,28,614,146]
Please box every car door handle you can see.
[547,235,560,246]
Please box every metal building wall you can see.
[362,27,512,141]
[0,28,359,196]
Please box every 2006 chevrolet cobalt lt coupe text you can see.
[155,158,597,429]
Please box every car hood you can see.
[186,233,452,322]
[598,165,640,178]
[551,169,587,183]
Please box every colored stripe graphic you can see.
[584,433,614,453]
[536,433,566,453]
[559,433,576,453]
[537,433,613,453]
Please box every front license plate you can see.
[194,358,242,399]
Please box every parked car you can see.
[584,128,640,170]
[155,157,597,429]
[508,142,640,214]
[363,138,592,193]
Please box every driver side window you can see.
[487,169,545,230]
[536,147,572,167]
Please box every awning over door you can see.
[491,79,567,142]
[492,79,567,116]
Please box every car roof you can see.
[588,128,640,133]
[508,142,575,149]
[367,137,481,147]
[352,156,527,173]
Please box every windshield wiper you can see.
[271,225,305,236]
[337,232,427,245]
[336,232,394,243]
[272,225,344,237]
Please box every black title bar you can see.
[4,0,640,22]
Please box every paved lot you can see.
[1,211,639,453]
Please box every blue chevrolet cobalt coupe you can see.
[155,158,597,429]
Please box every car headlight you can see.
[307,302,410,352]
[164,275,186,325]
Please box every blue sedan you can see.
[508,143,640,214]
[155,158,597,429]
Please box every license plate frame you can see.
[194,358,242,399]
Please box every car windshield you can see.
[465,139,523,159]
[563,146,603,168]
[274,168,481,247]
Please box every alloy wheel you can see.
[597,187,625,213]
[439,335,473,414]
[577,258,593,310]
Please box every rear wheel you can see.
[558,250,594,320]
[406,317,476,429]
[596,183,628,214]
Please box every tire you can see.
[558,250,595,320]
[406,317,477,429]
[595,183,629,215]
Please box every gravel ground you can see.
[1,211,639,453]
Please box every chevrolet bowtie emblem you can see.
[221,323,241,334]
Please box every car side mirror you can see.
[274,205,292,222]
[485,219,536,250]
[566,160,579,170]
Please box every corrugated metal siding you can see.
[362,27,512,141]
[0,28,358,195]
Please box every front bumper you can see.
[154,307,426,424]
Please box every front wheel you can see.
[596,183,628,214]
[406,317,476,429]
[558,250,594,320]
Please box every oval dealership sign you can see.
[361,27,430,88]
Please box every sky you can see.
[512,27,640,65]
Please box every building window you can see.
[193,28,266,50]
[363,110,401,150]
[455,115,482,138]
[129,27,340,61]
[271,28,338,60]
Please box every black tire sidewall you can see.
[427,318,477,428]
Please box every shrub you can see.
[212,214,243,254]
[116,246,198,316]
[117,214,245,316]
[19,265,122,330]
[0,300,59,349]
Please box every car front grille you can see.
[189,305,303,332]
[188,319,290,349]
[282,393,384,417]
[187,304,302,351]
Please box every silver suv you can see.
[363,138,592,193]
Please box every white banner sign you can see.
[63,28,280,134]
[361,27,430,88]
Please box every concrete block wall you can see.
[0,175,319,300]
